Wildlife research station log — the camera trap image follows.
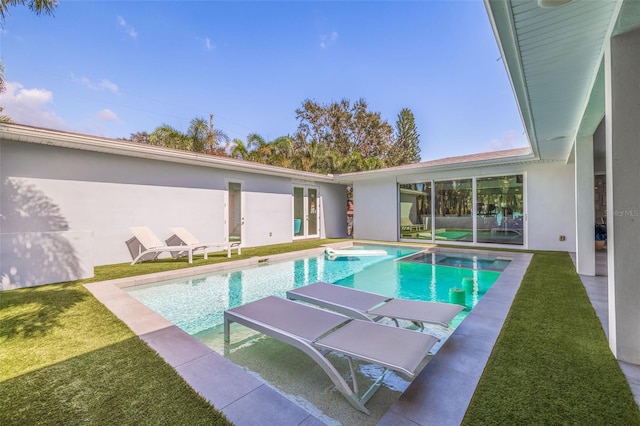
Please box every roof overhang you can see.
[0,123,336,183]
[334,147,536,183]
[484,0,624,162]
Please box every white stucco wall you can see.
[0,139,346,289]
[352,179,398,241]
[526,162,576,251]
[353,160,576,252]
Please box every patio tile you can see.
[619,361,640,385]
[620,362,640,407]
[453,313,504,341]
[482,283,518,300]
[467,296,511,320]
[298,414,331,426]
[175,352,263,409]
[386,364,479,426]
[376,410,421,426]
[429,334,495,379]
[222,385,317,426]
[140,325,213,367]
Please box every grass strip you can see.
[462,251,640,424]
[1,239,343,425]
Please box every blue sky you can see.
[0,1,527,161]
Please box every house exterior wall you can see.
[353,160,576,251]
[353,179,398,241]
[0,139,345,289]
[526,162,576,251]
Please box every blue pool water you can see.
[126,245,507,339]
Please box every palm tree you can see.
[230,138,249,160]
[269,136,294,168]
[187,117,209,152]
[246,133,272,164]
[0,63,10,123]
[0,0,57,21]
[150,124,188,150]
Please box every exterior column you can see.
[605,27,640,364]
[575,136,595,276]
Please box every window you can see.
[476,175,524,245]
[398,175,524,245]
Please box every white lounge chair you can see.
[166,227,241,259]
[400,216,424,231]
[126,226,202,265]
[224,296,439,414]
[287,282,465,329]
[324,247,387,258]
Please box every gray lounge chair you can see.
[224,296,439,414]
[286,282,465,329]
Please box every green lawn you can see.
[2,243,639,424]
[463,251,640,424]
[0,239,341,425]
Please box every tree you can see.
[294,98,394,173]
[230,138,249,160]
[149,124,189,150]
[0,0,57,21]
[0,63,10,123]
[389,108,421,166]
[129,131,150,144]
[136,116,230,155]
[246,133,272,164]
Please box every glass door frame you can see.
[292,184,320,239]
[225,179,245,244]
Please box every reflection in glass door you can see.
[308,188,318,237]
[228,182,243,243]
[294,187,304,237]
[293,186,319,238]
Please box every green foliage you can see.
[136,117,230,154]
[128,101,421,174]
[0,0,57,22]
[389,108,421,166]
[0,63,9,123]
[463,251,640,425]
[293,98,395,173]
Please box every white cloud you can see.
[117,16,138,39]
[320,31,339,49]
[71,74,120,94]
[488,130,528,151]
[203,37,215,50]
[99,79,120,94]
[96,109,119,122]
[0,81,67,129]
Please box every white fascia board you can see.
[0,124,334,183]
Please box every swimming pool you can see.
[122,244,512,424]
[126,244,507,340]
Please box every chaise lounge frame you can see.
[224,296,439,414]
[166,227,241,260]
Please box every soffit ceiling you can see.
[485,0,621,162]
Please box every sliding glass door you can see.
[399,174,524,245]
[476,175,524,245]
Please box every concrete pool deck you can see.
[85,246,532,425]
